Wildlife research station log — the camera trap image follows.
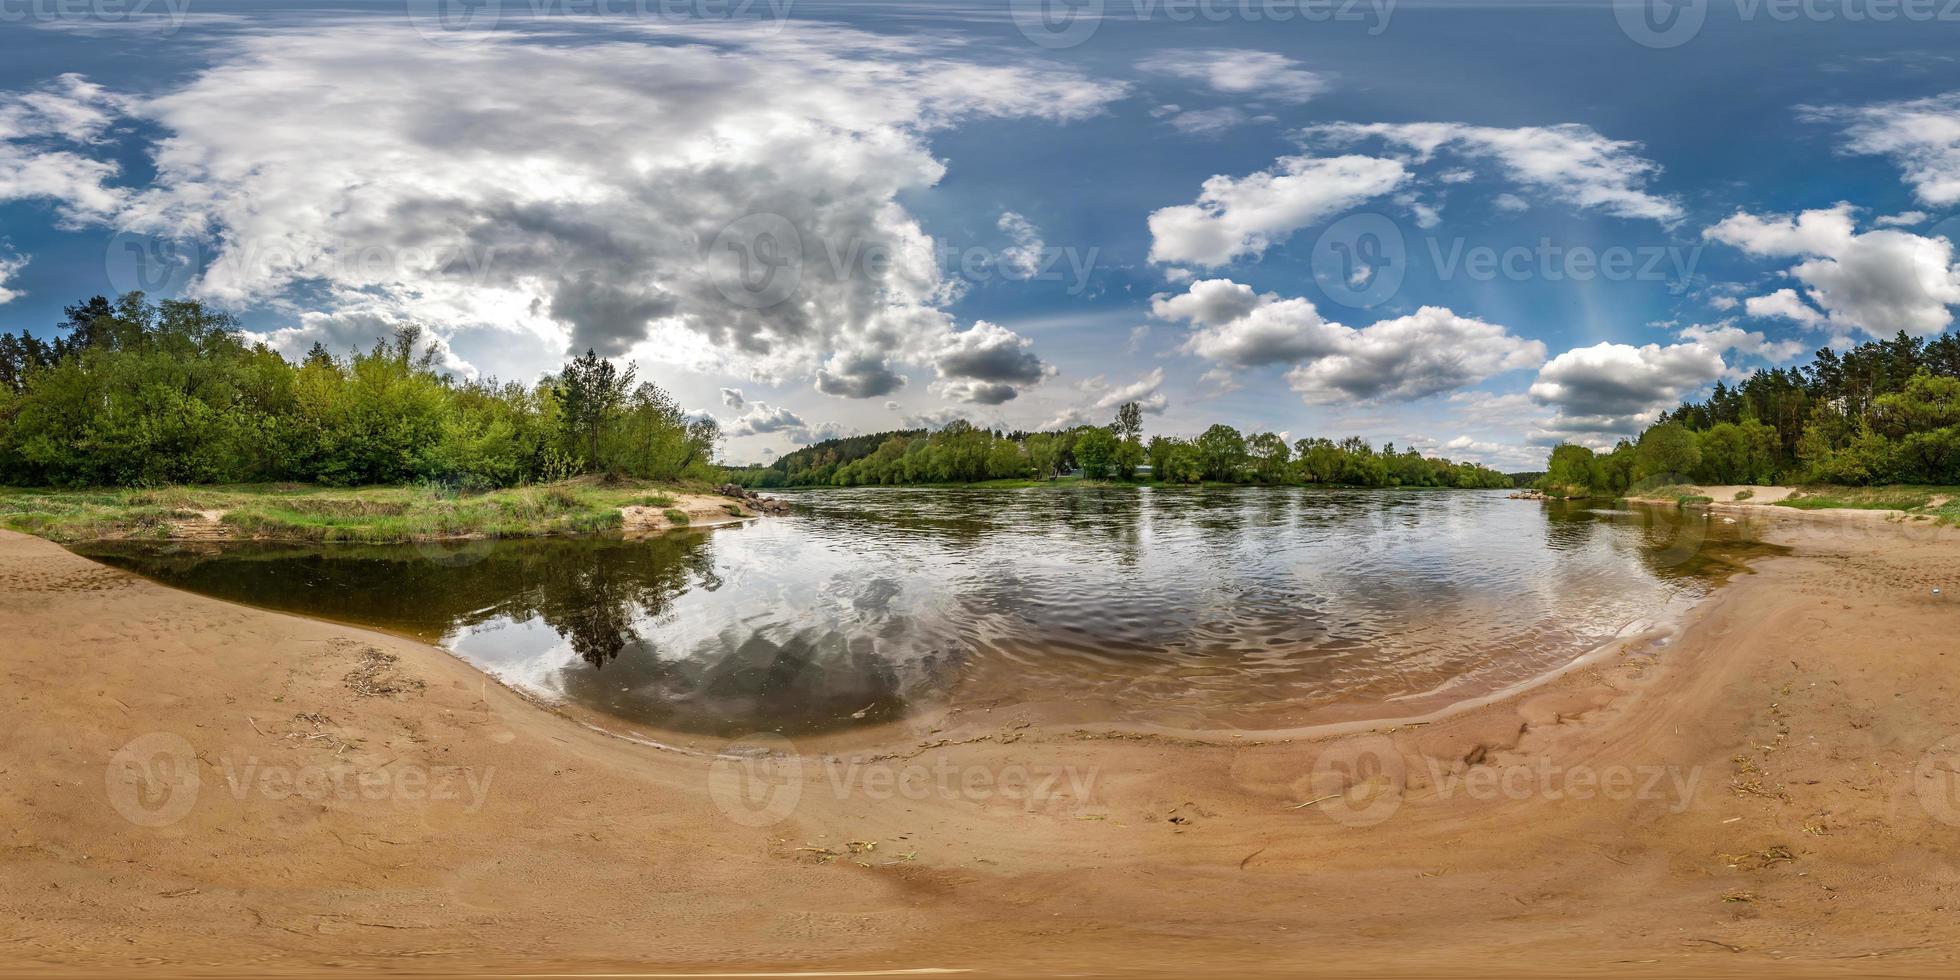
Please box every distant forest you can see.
[0,294,721,488]
[729,403,1515,490]
[1542,331,1960,495]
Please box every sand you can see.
[4,507,1960,977]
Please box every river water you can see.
[77,487,1776,738]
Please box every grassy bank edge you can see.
[1543,483,1960,524]
[0,479,731,544]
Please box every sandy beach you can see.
[5,506,1960,977]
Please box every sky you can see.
[1,1,1959,469]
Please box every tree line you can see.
[0,294,720,488]
[1541,330,1960,496]
[730,403,1514,490]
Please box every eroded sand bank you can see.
[4,510,1960,977]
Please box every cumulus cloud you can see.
[1705,204,1960,337]
[1804,92,1960,206]
[0,24,1122,389]
[1742,287,1828,329]
[929,321,1054,403]
[1876,210,1930,227]
[1676,320,1807,363]
[719,387,746,409]
[1151,278,1542,401]
[1304,121,1683,224]
[726,402,807,437]
[1147,154,1408,266]
[1148,277,1264,327]
[1528,341,1725,446]
[815,349,908,399]
[1136,49,1327,103]
[0,252,26,304]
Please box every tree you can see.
[1194,424,1246,482]
[1246,432,1291,483]
[1074,426,1117,479]
[555,349,636,473]
[1540,443,1598,496]
[1634,422,1700,484]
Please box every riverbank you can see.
[1619,483,1960,524]
[5,508,1960,976]
[0,478,757,544]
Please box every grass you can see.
[1774,485,1954,513]
[0,477,711,544]
[1733,489,1754,501]
[1677,494,1714,507]
[662,508,690,526]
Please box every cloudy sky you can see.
[2,1,1959,468]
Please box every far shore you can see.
[7,493,1960,975]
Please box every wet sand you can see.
[4,509,1960,977]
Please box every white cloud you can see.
[0,74,129,225]
[1676,320,1807,362]
[1804,92,1960,206]
[726,402,807,437]
[1305,121,1683,224]
[1161,106,1255,137]
[996,211,1043,279]
[719,387,746,409]
[1284,306,1547,403]
[1136,49,1326,103]
[1742,287,1827,329]
[1149,277,1265,327]
[1876,210,1931,227]
[1528,341,1725,446]
[1146,154,1408,266]
[1152,278,1542,399]
[1,24,1123,391]
[1705,204,1960,337]
[0,252,26,304]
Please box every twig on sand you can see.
[1684,938,1747,953]
[1239,842,1268,870]
[1287,794,1340,810]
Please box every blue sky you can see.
[2,1,1959,467]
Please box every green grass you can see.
[1677,494,1714,506]
[720,503,745,517]
[662,508,690,526]
[1733,489,1754,502]
[0,478,707,544]
[1774,486,1953,512]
